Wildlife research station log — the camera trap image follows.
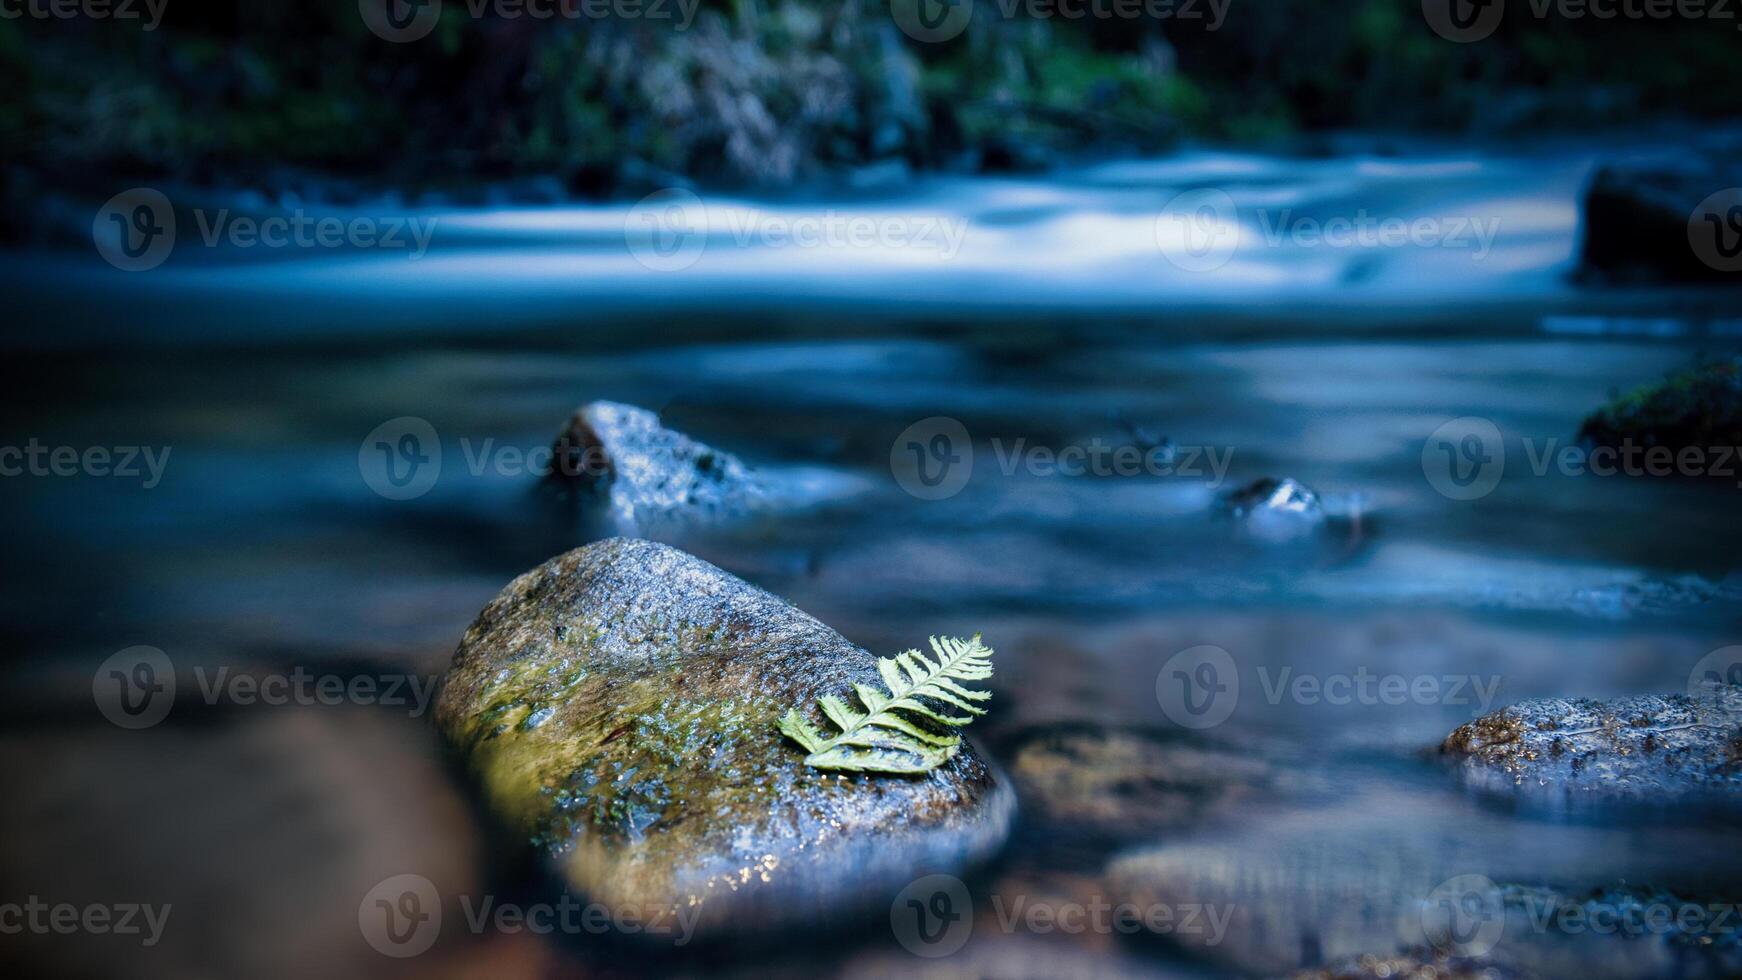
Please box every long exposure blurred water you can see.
[3,141,1740,978]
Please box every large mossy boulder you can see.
[1578,358,1742,454]
[433,538,1013,941]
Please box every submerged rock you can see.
[1577,358,1742,455]
[1288,950,1521,980]
[545,401,770,534]
[1106,797,1742,978]
[1441,689,1742,809]
[1218,477,1326,544]
[1217,477,1371,553]
[1007,724,1315,853]
[1579,158,1742,284]
[433,538,1013,941]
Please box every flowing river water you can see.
[2,138,1740,978]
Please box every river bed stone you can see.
[545,401,771,535]
[433,538,1014,941]
[1104,787,1742,977]
[1441,688,1742,811]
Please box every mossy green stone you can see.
[434,538,1013,938]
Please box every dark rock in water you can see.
[1572,573,1742,619]
[1579,158,1742,284]
[433,538,1014,941]
[1007,724,1317,853]
[1577,358,1742,455]
[839,931,1191,980]
[1219,477,1327,544]
[1288,950,1522,980]
[1106,796,1742,978]
[545,401,771,534]
[1217,477,1372,553]
[1442,689,1742,809]
[1489,882,1742,979]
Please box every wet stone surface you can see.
[1005,723,1318,858]
[546,401,770,535]
[433,538,1015,941]
[1441,687,1742,811]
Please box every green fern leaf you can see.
[777,635,994,774]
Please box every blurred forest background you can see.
[4,0,1739,218]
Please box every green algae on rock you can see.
[433,538,1013,940]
